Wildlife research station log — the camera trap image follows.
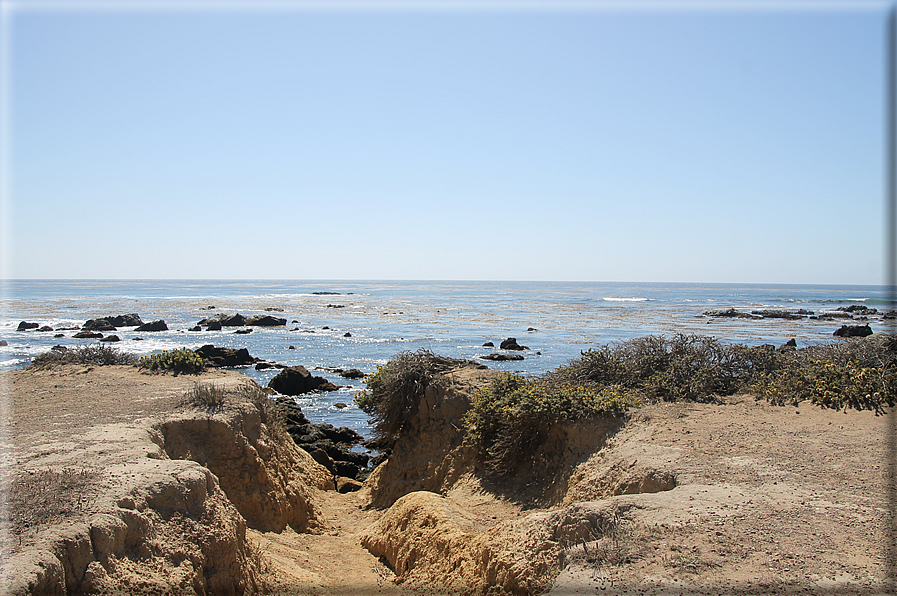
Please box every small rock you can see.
[339,369,365,379]
[73,331,103,339]
[481,353,525,361]
[334,402,348,409]
[135,320,168,332]
[500,338,528,351]
[0,340,7,346]
[336,477,364,493]
[833,324,873,338]
[234,328,253,334]
[16,321,39,331]
[100,335,121,342]
[343,332,352,338]
[482,341,494,347]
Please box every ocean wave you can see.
[602,297,650,302]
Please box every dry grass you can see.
[8,468,101,535]
[30,345,138,368]
[184,381,287,437]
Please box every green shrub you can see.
[137,348,205,373]
[548,334,782,402]
[355,350,472,442]
[30,345,138,367]
[754,357,895,415]
[463,374,639,477]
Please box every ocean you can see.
[1,280,892,439]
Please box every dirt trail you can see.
[249,489,406,595]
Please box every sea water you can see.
[1,280,892,439]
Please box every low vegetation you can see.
[137,348,205,373]
[354,350,474,442]
[184,380,287,435]
[360,334,896,475]
[30,344,138,367]
[464,375,639,477]
[9,468,100,535]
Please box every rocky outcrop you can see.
[481,353,525,361]
[73,331,103,339]
[83,314,144,331]
[365,365,501,507]
[702,308,753,318]
[275,397,371,481]
[751,310,805,320]
[158,398,332,533]
[268,366,338,396]
[16,322,39,331]
[834,324,873,338]
[361,491,564,594]
[198,314,247,327]
[500,338,528,351]
[134,320,168,332]
[195,345,259,367]
[246,315,287,327]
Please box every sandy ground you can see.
[1,363,894,594]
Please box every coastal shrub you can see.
[137,348,205,373]
[547,334,782,402]
[354,350,472,442]
[752,336,896,414]
[464,374,639,477]
[30,344,138,367]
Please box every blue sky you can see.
[0,1,889,284]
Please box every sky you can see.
[0,0,891,284]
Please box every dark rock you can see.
[527,327,537,332]
[135,320,168,332]
[100,335,121,342]
[0,340,7,346]
[37,326,53,332]
[17,321,39,331]
[482,341,494,347]
[778,338,797,352]
[234,328,253,334]
[796,309,815,316]
[334,402,348,409]
[500,338,528,351]
[199,314,247,327]
[702,308,753,319]
[481,353,525,361]
[838,305,878,315]
[246,315,287,327]
[83,319,117,331]
[833,324,873,338]
[818,312,853,320]
[343,332,352,338]
[288,345,296,350]
[108,314,143,327]
[751,310,805,320]
[264,307,284,312]
[195,345,258,367]
[73,331,103,339]
[326,304,345,309]
[200,306,216,310]
[339,369,365,379]
[54,334,64,338]
[189,326,202,331]
[207,321,222,331]
[313,292,341,295]
[268,365,338,396]
[133,337,144,341]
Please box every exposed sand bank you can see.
[1,363,892,594]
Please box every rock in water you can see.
[833,324,873,338]
[268,365,338,396]
[135,320,168,332]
